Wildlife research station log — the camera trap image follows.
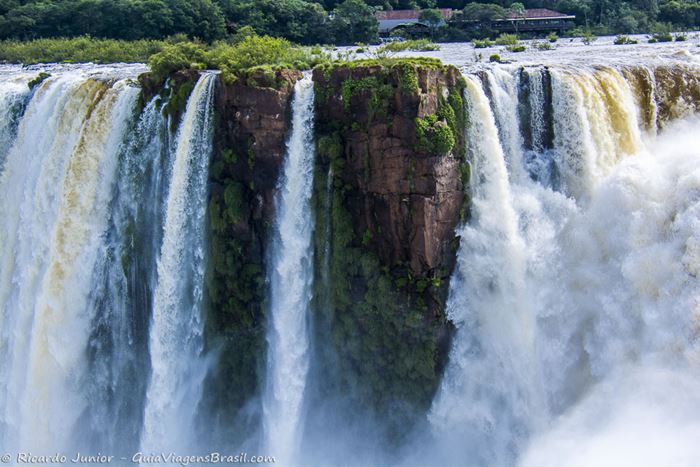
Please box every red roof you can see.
[376,9,454,20]
[507,8,573,19]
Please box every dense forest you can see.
[0,0,699,45]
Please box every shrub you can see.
[0,36,165,64]
[675,34,687,41]
[582,32,596,45]
[650,32,673,42]
[473,39,495,48]
[495,33,519,46]
[148,42,208,82]
[534,41,552,50]
[415,114,455,155]
[547,32,558,43]
[614,35,638,45]
[650,22,673,42]
[489,53,501,62]
[28,72,51,90]
[147,34,321,83]
[506,44,526,52]
[377,39,440,53]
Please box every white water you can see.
[140,72,217,452]
[429,63,700,467]
[0,78,29,173]
[429,74,552,466]
[263,74,316,464]
[0,53,699,466]
[84,95,172,453]
[0,70,139,452]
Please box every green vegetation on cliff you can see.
[310,60,468,439]
[312,133,446,425]
[147,35,321,83]
[205,143,269,433]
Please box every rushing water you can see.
[141,72,217,452]
[0,66,217,456]
[0,40,699,466]
[0,70,141,453]
[428,62,700,467]
[263,74,316,464]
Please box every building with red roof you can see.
[376,9,455,34]
[496,8,576,32]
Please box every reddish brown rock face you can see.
[204,68,302,440]
[215,68,303,222]
[308,61,468,432]
[313,63,466,285]
[160,63,468,439]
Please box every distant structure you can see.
[493,8,576,33]
[376,8,455,35]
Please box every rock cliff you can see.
[204,68,302,440]
[309,59,468,435]
[143,62,470,441]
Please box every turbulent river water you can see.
[1,40,700,466]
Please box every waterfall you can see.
[262,74,316,464]
[430,63,700,466]
[0,71,139,452]
[82,95,172,453]
[0,56,699,466]
[429,74,552,466]
[140,72,217,452]
[483,67,525,179]
[550,67,643,200]
[0,77,29,173]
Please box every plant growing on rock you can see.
[473,38,495,48]
[495,33,519,46]
[614,35,638,45]
[416,115,455,156]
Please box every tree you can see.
[0,0,18,16]
[419,8,444,37]
[462,3,506,22]
[168,0,226,41]
[331,0,378,45]
[508,1,525,34]
[216,0,330,44]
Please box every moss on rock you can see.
[310,59,466,441]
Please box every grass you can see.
[0,36,165,64]
[377,39,440,53]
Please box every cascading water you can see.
[429,62,700,467]
[262,74,316,464]
[429,74,552,466]
[0,48,698,467]
[0,69,140,453]
[0,78,29,173]
[140,72,217,452]
[83,95,172,454]
[0,65,216,456]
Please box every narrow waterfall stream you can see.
[141,72,217,452]
[263,74,316,464]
